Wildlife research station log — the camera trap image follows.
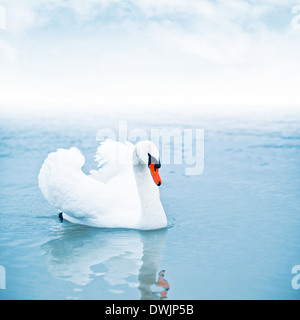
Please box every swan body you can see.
[38,140,167,230]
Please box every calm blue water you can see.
[0,110,300,300]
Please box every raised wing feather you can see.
[89,139,134,183]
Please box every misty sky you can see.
[0,0,300,112]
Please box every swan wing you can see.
[38,147,139,227]
[89,139,134,183]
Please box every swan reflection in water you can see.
[152,270,170,299]
[41,223,169,299]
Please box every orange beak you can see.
[149,163,162,186]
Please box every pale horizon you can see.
[0,1,300,113]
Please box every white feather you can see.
[38,140,167,230]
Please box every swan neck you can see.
[133,162,166,229]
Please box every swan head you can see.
[134,140,162,186]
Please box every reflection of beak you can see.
[156,276,170,289]
[149,163,162,186]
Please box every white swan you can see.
[38,140,167,230]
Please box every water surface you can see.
[0,110,300,300]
